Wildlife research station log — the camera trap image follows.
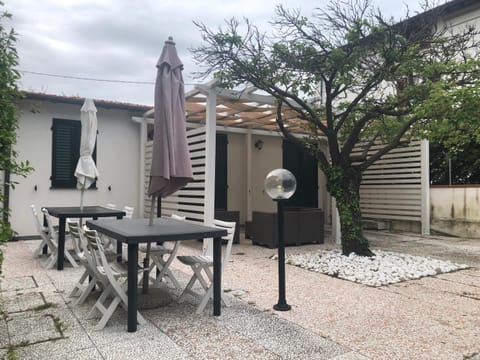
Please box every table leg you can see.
[116,243,123,263]
[127,243,138,332]
[57,218,66,271]
[213,236,221,316]
[42,216,48,255]
[116,215,124,262]
[142,244,150,294]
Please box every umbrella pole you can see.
[143,195,156,293]
[80,188,85,211]
[149,195,156,226]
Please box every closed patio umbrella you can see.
[75,98,99,210]
[148,36,193,224]
[143,37,193,293]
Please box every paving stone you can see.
[331,351,371,359]
[7,312,63,345]
[3,291,45,313]
[15,342,101,360]
[81,313,165,347]
[66,347,104,360]
[98,334,190,360]
[146,303,281,360]
[0,276,37,292]
[221,300,351,359]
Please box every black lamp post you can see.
[264,168,296,311]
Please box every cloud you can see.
[7,0,423,105]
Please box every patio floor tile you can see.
[0,276,37,292]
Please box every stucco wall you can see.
[11,99,141,236]
[430,186,480,237]
[251,135,283,213]
[226,132,247,223]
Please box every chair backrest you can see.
[213,219,236,271]
[123,206,134,219]
[83,229,119,284]
[30,205,47,236]
[41,208,58,245]
[67,220,84,256]
[83,229,104,269]
[171,213,186,221]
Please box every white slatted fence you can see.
[355,140,423,222]
[144,127,206,222]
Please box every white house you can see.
[11,92,150,237]
[11,90,328,239]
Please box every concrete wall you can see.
[11,99,141,236]
[430,186,480,237]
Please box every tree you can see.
[192,0,480,256]
[430,140,480,185]
[0,2,32,272]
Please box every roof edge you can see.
[22,91,152,113]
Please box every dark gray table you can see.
[86,217,227,332]
[44,206,126,270]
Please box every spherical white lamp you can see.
[264,168,296,311]
[264,168,297,200]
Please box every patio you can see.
[1,229,480,359]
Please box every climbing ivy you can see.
[0,3,33,273]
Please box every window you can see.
[51,118,96,189]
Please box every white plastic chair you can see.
[84,229,145,330]
[68,220,105,305]
[39,208,78,269]
[139,214,185,290]
[122,206,134,219]
[109,205,135,261]
[177,219,236,314]
[102,204,134,257]
[31,204,50,258]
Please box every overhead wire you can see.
[18,69,199,87]
[17,69,155,84]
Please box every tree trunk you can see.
[326,165,374,257]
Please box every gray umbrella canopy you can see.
[149,37,193,199]
[75,98,99,209]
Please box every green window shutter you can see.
[51,118,81,188]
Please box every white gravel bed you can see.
[283,249,469,287]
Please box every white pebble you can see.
[285,249,468,287]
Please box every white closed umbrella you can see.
[75,98,99,210]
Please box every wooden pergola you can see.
[139,81,430,245]
[184,82,313,134]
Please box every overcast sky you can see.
[7,0,425,106]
